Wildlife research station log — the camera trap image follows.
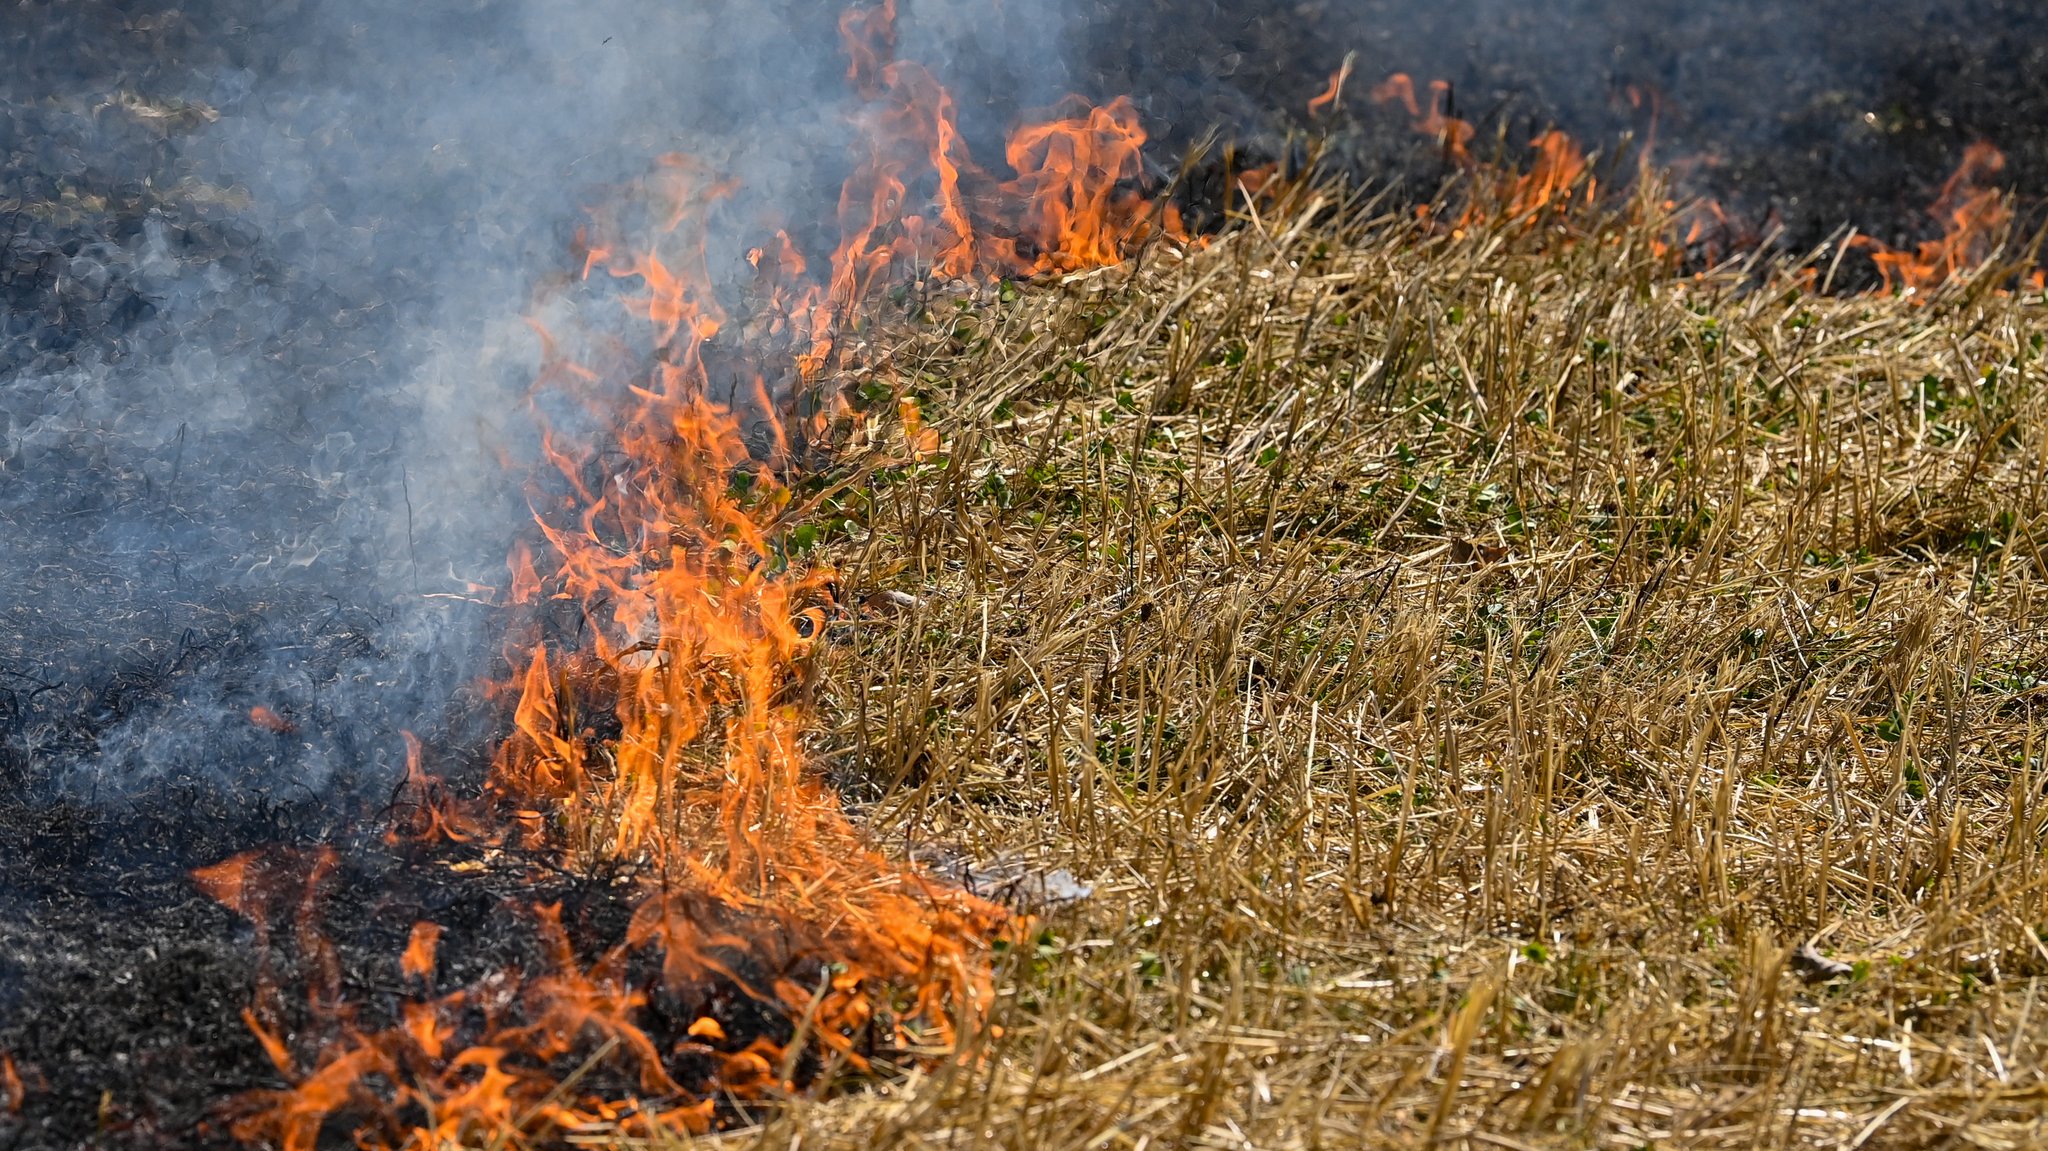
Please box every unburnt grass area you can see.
[729,185,2048,1147]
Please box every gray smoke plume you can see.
[0,0,902,797]
[4,0,2045,802]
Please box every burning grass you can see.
[168,18,1195,1140]
[667,182,2048,1147]
[16,15,2048,1145]
[9,8,2048,1150]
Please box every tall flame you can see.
[197,3,1192,1146]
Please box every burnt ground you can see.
[1058,0,2048,256]
[0,803,812,1150]
[5,0,2048,1147]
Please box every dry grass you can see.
[678,185,2048,1148]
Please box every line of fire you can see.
[6,2,2048,1149]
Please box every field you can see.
[712,185,2048,1148]
[10,6,2048,1148]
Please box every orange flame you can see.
[1372,72,1476,168]
[205,868,748,1146]
[1647,196,1750,268]
[822,2,1189,299]
[1500,129,1591,222]
[1373,71,1593,232]
[1855,141,2012,294]
[386,730,485,845]
[994,95,1184,274]
[401,922,441,982]
[193,3,1205,1142]
[248,705,295,734]
[1307,59,1352,120]
[191,850,264,917]
[839,0,897,99]
[898,395,940,459]
[1,1053,23,1116]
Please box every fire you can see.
[212,860,716,1148]
[190,850,264,917]
[1,1053,23,1116]
[400,922,440,982]
[1856,141,2013,294]
[247,705,294,734]
[1306,55,1354,120]
[1371,72,1475,169]
[1645,195,1750,269]
[1372,72,1590,230]
[1499,129,1590,221]
[839,0,896,98]
[827,3,1190,290]
[192,2,1196,1146]
[995,95,1181,273]
[898,394,940,459]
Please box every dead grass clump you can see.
[704,184,2048,1148]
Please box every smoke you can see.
[4,0,2045,802]
[0,0,908,799]
[1065,0,2048,245]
